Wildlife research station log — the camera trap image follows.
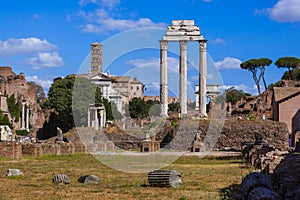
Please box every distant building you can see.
[71,42,145,114]
[195,84,220,110]
[273,87,300,146]
[143,96,190,104]
[90,42,103,74]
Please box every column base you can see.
[160,113,169,118]
[179,113,188,119]
[199,113,208,118]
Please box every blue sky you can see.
[0,0,300,98]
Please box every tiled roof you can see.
[111,76,131,82]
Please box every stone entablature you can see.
[164,20,204,41]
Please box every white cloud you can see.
[207,74,215,80]
[26,75,53,93]
[221,84,259,96]
[79,0,120,7]
[26,52,64,69]
[126,57,179,72]
[81,17,166,34]
[214,57,242,70]
[144,82,160,96]
[78,1,166,34]
[33,14,41,19]
[211,38,226,45]
[0,37,57,56]
[256,0,300,23]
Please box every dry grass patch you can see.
[0,154,251,200]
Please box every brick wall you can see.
[22,144,43,157]
[279,94,300,133]
[0,142,22,159]
[0,66,16,78]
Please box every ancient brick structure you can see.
[0,142,22,159]
[0,66,46,132]
[273,87,300,146]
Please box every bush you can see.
[16,129,29,136]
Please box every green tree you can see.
[225,87,250,105]
[275,57,300,80]
[257,58,272,91]
[7,94,21,122]
[129,98,147,119]
[48,76,75,131]
[281,67,300,81]
[128,98,160,119]
[267,80,284,90]
[47,76,116,132]
[240,58,272,94]
[147,100,160,117]
[168,102,180,112]
[0,110,13,129]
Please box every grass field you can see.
[0,153,251,200]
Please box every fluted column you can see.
[26,107,29,131]
[21,100,26,129]
[160,40,168,117]
[180,40,188,117]
[199,40,207,117]
[95,108,99,130]
[87,106,91,127]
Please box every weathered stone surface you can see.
[200,120,288,151]
[0,142,22,159]
[148,169,182,188]
[52,174,71,184]
[240,172,274,199]
[78,175,100,184]
[156,120,288,152]
[6,169,24,176]
[247,186,280,200]
[271,153,300,199]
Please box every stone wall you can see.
[22,143,43,157]
[41,143,76,155]
[201,120,289,151]
[0,142,22,159]
[0,141,86,159]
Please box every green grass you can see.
[0,153,251,200]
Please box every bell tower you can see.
[90,42,103,74]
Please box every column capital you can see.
[199,40,207,51]
[180,40,187,49]
[160,40,168,50]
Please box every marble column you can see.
[87,107,90,127]
[195,85,199,110]
[26,107,29,131]
[180,40,188,117]
[21,101,26,129]
[160,40,168,117]
[94,108,99,131]
[199,40,207,117]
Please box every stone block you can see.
[52,174,71,184]
[78,175,100,184]
[7,169,24,176]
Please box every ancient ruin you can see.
[160,20,207,117]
